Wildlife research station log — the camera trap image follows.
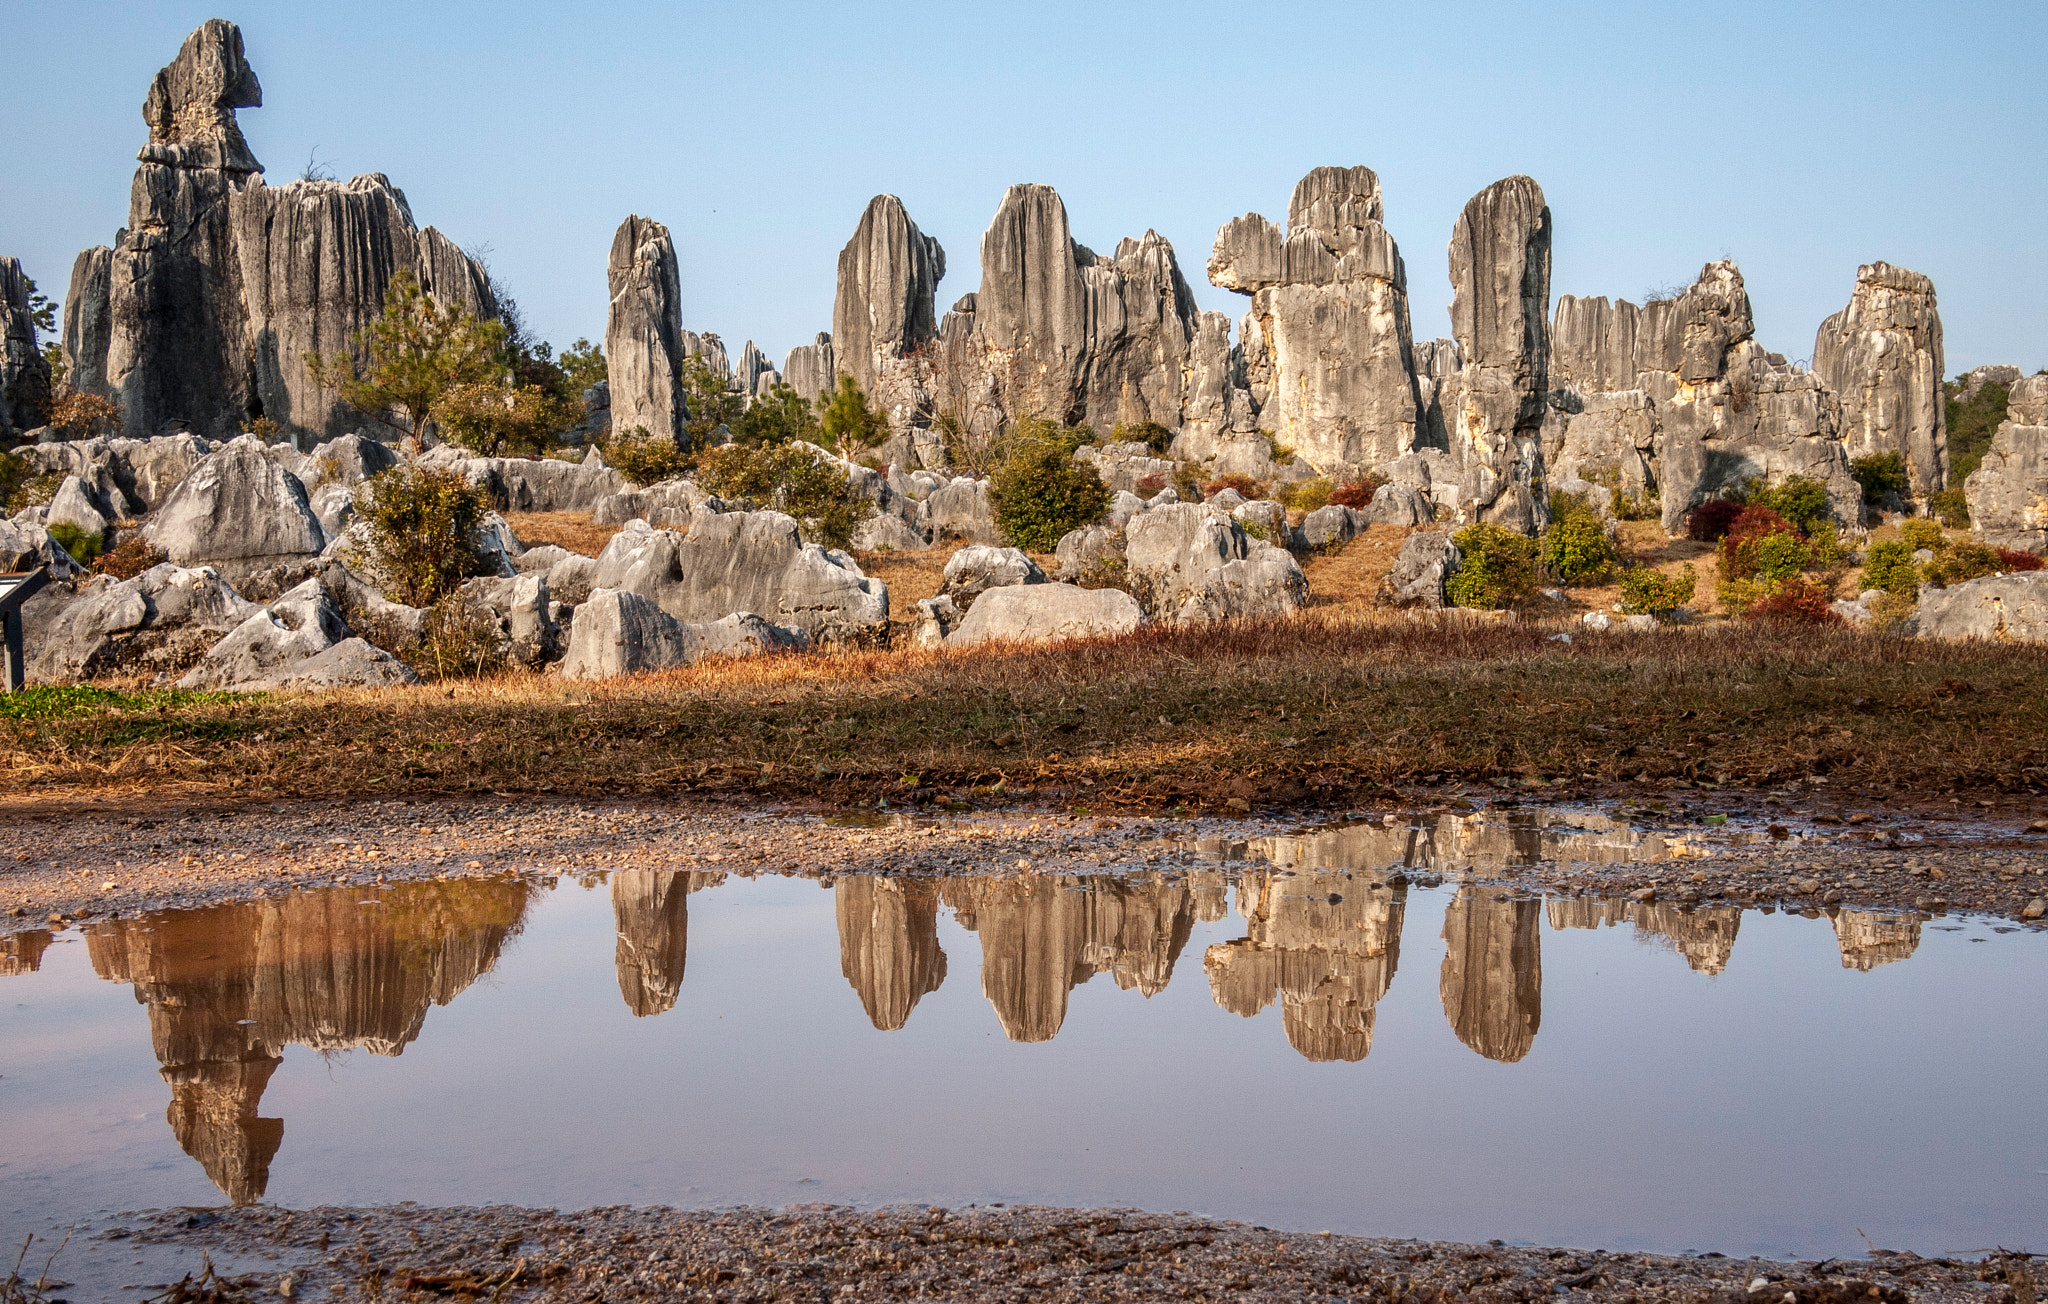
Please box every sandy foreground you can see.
[81,1201,2030,1303]
[2,793,2045,933]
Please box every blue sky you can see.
[5,0,2042,375]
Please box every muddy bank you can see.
[4,795,2045,938]
[114,1202,2036,1303]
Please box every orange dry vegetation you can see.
[504,512,621,557]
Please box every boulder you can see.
[941,545,1047,610]
[1814,261,1947,498]
[1381,529,1459,609]
[0,519,84,578]
[318,559,429,652]
[308,481,354,539]
[947,582,1145,646]
[1052,524,1124,582]
[298,432,398,487]
[604,216,688,444]
[1963,384,2048,550]
[177,578,416,690]
[45,476,110,539]
[1916,571,2048,642]
[917,477,998,545]
[141,437,325,576]
[911,595,963,649]
[1297,503,1363,551]
[456,574,561,668]
[26,563,257,683]
[1208,166,1421,473]
[850,512,930,552]
[1073,441,1178,495]
[1123,502,1307,623]
[560,588,806,679]
[591,512,889,644]
[1232,498,1289,544]
[591,475,714,529]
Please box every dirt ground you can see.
[104,1201,2038,1304]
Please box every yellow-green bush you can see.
[1446,522,1537,610]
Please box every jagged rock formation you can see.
[142,437,325,575]
[175,577,418,690]
[1814,262,1947,498]
[613,870,711,1017]
[944,876,1193,1043]
[835,876,948,1031]
[1914,570,2048,642]
[1438,887,1542,1063]
[1964,374,2048,550]
[1123,503,1308,623]
[27,562,257,684]
[62,20,495,442]
[1547,260,1860,532]
[1247,808,1668,875]
[606,216,688,443]
[86,877,531,1203]
[1,256,52,436]
[1831,908,1921,970]
[781,333,835,403]
[1546,896,1740,976]
[1204,870,1405,1063]
[833,196,946,425]
[560,589,807,678]
[1208,166,1420,474]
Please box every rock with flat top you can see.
[941,546,1046,610]
[947,582,1145,646]
[1915,571,2048,643]
[560,588,806,679]
[1814,261,1947,498]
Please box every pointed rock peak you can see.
[141,19,263,174]
[1287,165,1384,238]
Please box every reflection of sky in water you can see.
[0,861,2040,1264]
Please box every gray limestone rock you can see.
[833,195,945,420]
[916,477,998,545]
[1232,498,1289,544]
[1444,175,1552,530]
[0,520,85,579]
[782,333,836,404]
[2009,372,2048,426]
[454,448,626,514]
[947,581,1145,646]
[590,512,889,644]
[1,257,53,437]
[849,512,930,552]
[45,476,110,539]
[605,215,688,444]
[61,246,115,400]
[1814,261,1947,498]
[1916,571,2048,642]
[560,588,805,679]
[974,184,1090,425]
[1296,503,1363,552]
[1073,441,1177,495]
[1209,166,1421,475]
[26,563,257,683]
[1381,529,1460,610]
[1964,402,2048,551]
[591,476,717,530]
[299,432,399,487]
[1076,231,1199,433]
[1052,524,1124,583]
[940,545,1046,610]
[142,437,325,575]
[1124,502,1308,624]
[911,594,963,649]
[456,574,561,668]
[177,577,416,690]
[318,558,429,653]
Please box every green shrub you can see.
[1944,377,2008,486]
[1922,541,2004,587]
[352,466,494,607]
[1898,517,1945,552]
[412,596,510,681]
[818,375,889,458]
[1751,475,1831,533]
[1539,495,1617,586]
[601,425,691,487]
[1927,488,1970,529]
[731,382,819,448]
[681,355,743,451]
[1446,522,1538,610]
[696,442,872,550]
[47,521,104,564]
[1619,564,1696,618]
[1110,421,1173,455]
[559,338,607,398]
[991,435,1110,552]
[1850,452,1909,504]
[1861,540,1919,598]
[431,381,578,458]
[1279,477,1333,513]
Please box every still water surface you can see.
[2,848,2042,1261]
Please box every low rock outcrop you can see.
[1123,503,1307,623]
[947,582,1144,647]
[176,578,416,690]
[1380,530,1459,609]
[1915,571,2048,643]
[560,588,805,679]
[142,437,325,577]
[27,563,257,683]
[940,546,1045,610]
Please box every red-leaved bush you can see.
[1743,577,1843,625]
[1996,547,2044,572]
[1686,498,1745,542]
[1203,473,1265,501]
[1329,473,1386,510]
[1134,473,1167,496]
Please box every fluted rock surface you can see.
[1814,262,1947,498]
[835,876,948,1031]
[606,215,688,444]
[833,195,945,421]
[1439,887,1542,1063]
[1204,870,1404,1063]
[1963,375,2048,550]
[1208,166,1420,473]
[1,257,52,436]
[612,870,704,1017]
[62,246,116,398]
[87,877,531,1202]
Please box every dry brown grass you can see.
[7,613,2045,811]
[504,511,619,557]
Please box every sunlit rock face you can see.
[835,876,948,1031]
[1831,908,1922,971]
[1440,887,1542,1063]
[1545,897,1741,977]
[1204,870,1406,1063]
[86,878,531,1203]
[612,870,719,1018]
[944,875,1194,1043]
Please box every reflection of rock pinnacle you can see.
[835,877,947,1031]
[1831,908,1921,971]
[1440,887,1541,1063]
[87,878,530,1203]
[612,871,699,1017]
[1204,871,1405,1063]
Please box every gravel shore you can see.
[113,1201,2035,1303]
[3,793,2044,939]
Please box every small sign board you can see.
[0,569,49,613]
